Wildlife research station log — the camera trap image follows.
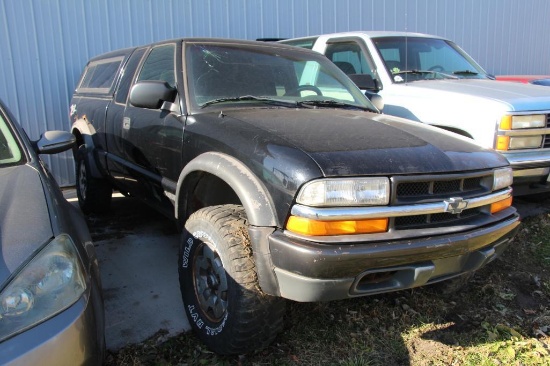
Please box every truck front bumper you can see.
[268,213,520,302]
[504,150,550,195]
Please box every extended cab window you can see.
[78,57,124,93]
[115,48,147,104]
[137,44,176,87]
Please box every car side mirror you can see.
[129,81,177,110]
[35,131,76,154]
[365,91,384,112]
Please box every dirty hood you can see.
[394,79,550,111]
[222,108,509,176]
[0,164,53,284]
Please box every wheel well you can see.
[179,172,240,223]
[71,129,84,155]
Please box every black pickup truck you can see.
[70,38,520,355]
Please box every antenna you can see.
[404,6,408,83]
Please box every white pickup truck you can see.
[281,32,550,196]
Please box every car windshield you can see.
[372,37,488,83]
[186,43,375,111]
[0,113,23,167]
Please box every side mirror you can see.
[365,91,384,112]
[35,131,76,154]
[348,74,379,91]
[129,81,177,109]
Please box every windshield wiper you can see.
[394,70,458,79]
[201,95,298,109]
[452,70,479,76]
[297,100,375,112]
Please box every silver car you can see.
[0,100,104,365]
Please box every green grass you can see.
[105,215,550,366]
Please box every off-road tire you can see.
[179,204,285,355]
[75,145,112,214]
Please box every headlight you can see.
[296,177,390,207]
[493,167,513,191]
[0,234,86,342]
[500,115,546,129]
[509,136,543,149]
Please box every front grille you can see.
[391,172,494,231]
[544,114,550,148]
[393,174,492,205]
[394,207,482,230]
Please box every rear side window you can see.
[115,48,147,104]
[77,57,124,93]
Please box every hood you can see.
[220,108,508,176]
[0,164,53,285]
[397,79,550,111]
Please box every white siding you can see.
[1,0,549,185]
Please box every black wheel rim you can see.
[192,242,228,322]
[78,161,87,201]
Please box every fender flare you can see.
[71,119,103,179]
[175,152,278,227]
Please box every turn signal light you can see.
[496,136,510,151]
[286,216,388,236]
[490,197,513,214]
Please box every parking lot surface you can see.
[64,190,190,350]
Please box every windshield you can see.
[372,37,488,83]
[0,113,23,167]
[186,43,375,111]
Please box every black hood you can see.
[220,108,508,177]
[0,165,52,284]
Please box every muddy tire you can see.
[75,145,112,214]
[179,204,285,355]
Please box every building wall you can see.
[1,0,549,186]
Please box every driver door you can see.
[122,43,185,215]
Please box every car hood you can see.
[221,108,508,176]
[0,164,53,285]
[393,79,550,111]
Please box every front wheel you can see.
[178,204,285,355]
[75,145,112,214]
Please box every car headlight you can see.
[493,167,513,191]
[0,234,86,342]
[500,115,546,129]
[296,177,390,207]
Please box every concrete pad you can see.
[62,188,549,351]
[64,190,191,350]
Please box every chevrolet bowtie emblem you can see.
[444,197,468,214]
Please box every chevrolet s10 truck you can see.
[281,32,550,196]
[70,38,519,354]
